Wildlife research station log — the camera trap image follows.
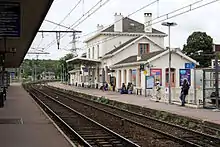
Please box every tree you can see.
[183,31,214,67]
[59,53,76,81]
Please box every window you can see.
[138,43,149,56]
[165,68,176,87]
[88,48,90,58]
[97,45,99,59]
[92,47,95,59]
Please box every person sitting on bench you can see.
[127,83,133,94]
[120,83,128,94]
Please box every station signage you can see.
[0,2,21,37]
[185,62,195,69]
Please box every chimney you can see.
[144,13,152,33]
[97,24,104,31]
[114,13,123,32]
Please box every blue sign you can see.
[185,63,195,69]
[0,2,20,37]
[179,69,191,86]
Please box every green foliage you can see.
[21,59,60,79]
[95,96,109,104]
[59,53,75,81]
[183,31,214,67]
[20,53,75,80]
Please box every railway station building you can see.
[67,13,199,102]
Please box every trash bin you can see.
[0,92,4,108]
[113,85,115,91]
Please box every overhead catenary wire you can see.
[33,0,83,49]
[43,0,160,53]
[43,0,112,50]
[78,0,218,50]
[69,0,203,45]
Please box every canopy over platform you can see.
[66,57,101,66]
[0,0,54,68]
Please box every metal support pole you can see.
[168,26,172,104]
[34,64,36,81]
[194,69,197,105]
[214,54,219,108]
[61,65,63,82]
[62,64,64,83]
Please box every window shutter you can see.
[146,44,150,53]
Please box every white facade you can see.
[68,12,198,103]
[87,35,134,60]
[70,13,166,87]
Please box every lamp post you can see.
[162,22,177,104]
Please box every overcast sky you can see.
[26,0,220,60]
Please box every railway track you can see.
[40,85,220,147]
[27,85,201,146]
[27,85,140,147]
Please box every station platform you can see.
[49,82,220,125]
[0,83,72,147]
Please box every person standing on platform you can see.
[155,81,161,102]
[180,79,190,106]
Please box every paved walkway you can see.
[0,83,72,147]
[49,82,220,125]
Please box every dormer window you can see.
[138,43,149,56]
[130,23,135,26]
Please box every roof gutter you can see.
[110,61,146,69]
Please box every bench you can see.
[117,88,122,92]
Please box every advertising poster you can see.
[150,69,162,85]
[10,72,15,79]
[132,69,136,85]
[179,69,191,86]
[145,76,154,89]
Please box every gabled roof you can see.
[105,37,139,56]
[85,17,166,43]
[111,49,199,68]
[103,35,165,58]
[102,17,165,34]
[115,51,164,65]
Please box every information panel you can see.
[0,2,20,37]
[145,76,154,89]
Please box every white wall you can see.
[102,35,132,56]
[148,52,195,88]
[87,35,134,59]
[87,35,105,59]
[150,36,164,47]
